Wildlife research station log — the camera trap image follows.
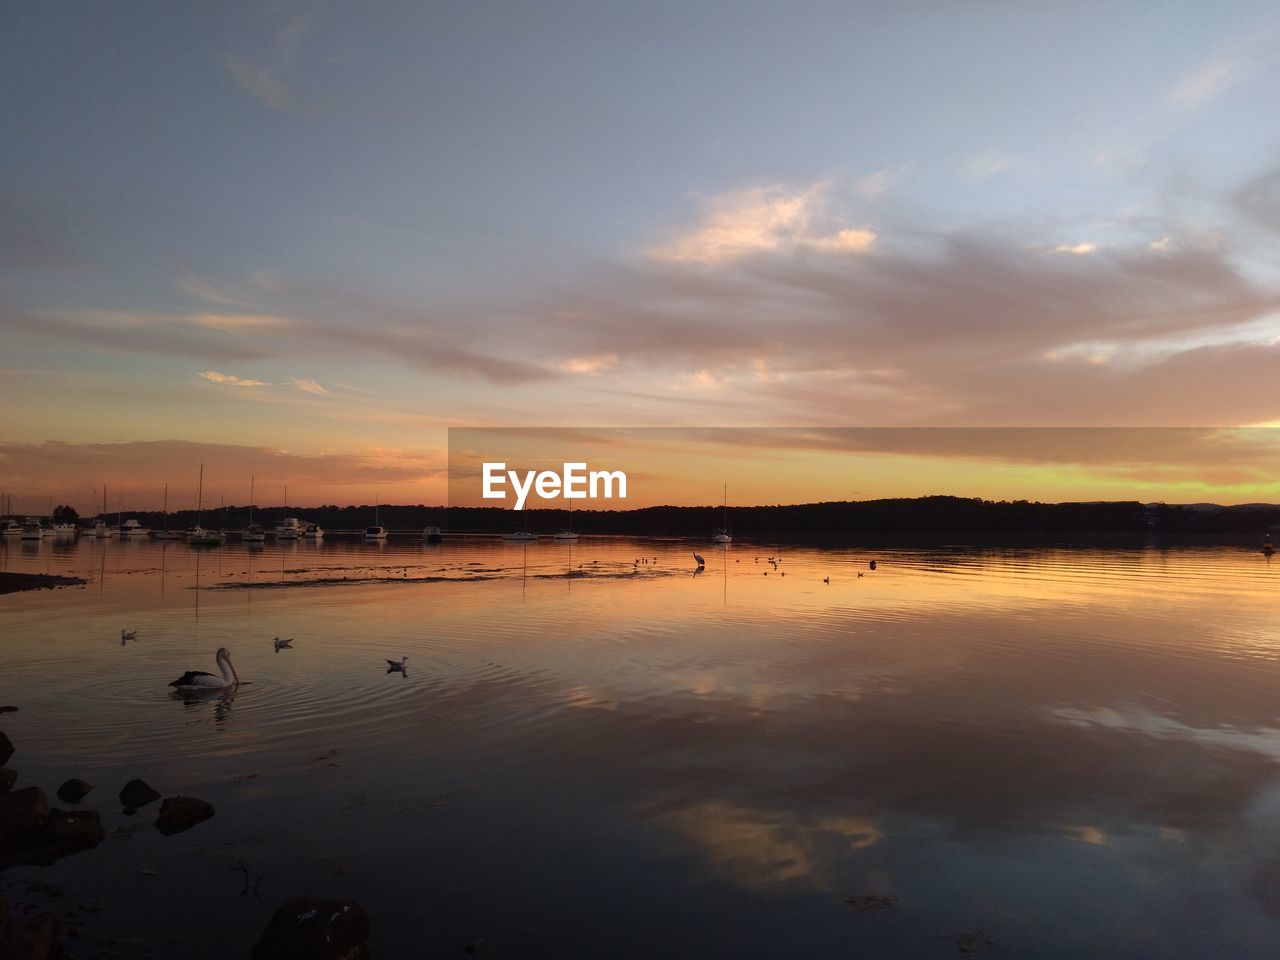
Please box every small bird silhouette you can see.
[823,577,830,584]
[273,636,293,651]
[121,629,138,641]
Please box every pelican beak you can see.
[230,658,240,685]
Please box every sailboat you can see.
[275,485,302,539]
[153,483,181,539]
[364,498,388,540]
[92,485,114,538]
[554,501,579,539]
[186,465,225,546]
[243,475,266,542]
[712,483,732,543]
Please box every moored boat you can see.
[275,517,303,540]
[424,525,443,543]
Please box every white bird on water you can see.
[169,647,240,690]
[273,636,293,651]
[386,657,408,672]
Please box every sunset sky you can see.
[4,3,1280,510]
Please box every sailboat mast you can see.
[197,463,204,526]
[163,483,168,530]
[250,475,255,524]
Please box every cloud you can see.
[289,377,332,395]
[649,183,876,265]
[967,152,1016,179]
[221,20,309,112]
[0,439,446,509]
[199,370,269,387]
[1172,60,1241,108]
[853,167,907,202]
[223,57,293,111]
[552,353,620,375]
[1052,242,1098,255]
[177,272,257,308]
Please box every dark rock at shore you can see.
[55,779,92,804]
[0,787,48,835]
[0,792,103,869]
[0,908,63,960]
[251,898,370,960]
[41,808,104,855]
[0,770,15,793]
[118,779,160,810]
[0,571,86,596]
[155,795,214,835]
[0,732,13,767]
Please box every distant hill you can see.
[73,495,1280,544]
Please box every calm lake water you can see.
[3,535,1280,957]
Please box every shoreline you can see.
[0,572,87,595]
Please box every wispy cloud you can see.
[177,272,258,308]
[221,19,309,112]
[1052,242,1099,255]
[649,183,876,265]
[853,166,908,202]
[199,370,269,387]
[289,377,332,396]
[223,57,293,111]
[1172,59,1242,108]
[552,353,620,375]
[967,152,1017,179]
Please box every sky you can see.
[3,2,1280,510]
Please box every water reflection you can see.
[171,686,239,729]
[2,538,1280,957]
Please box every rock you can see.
[0,914,63,960]
[0,787,49,835]
[0,706,16,714]
[55,779,92,804]
[0,770,15,793]
[0,732,13,767]
[251,898,370,960]
[155,796,214,835]
[42,809,104,855]
[118,779,160,810]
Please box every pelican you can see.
[693,552,705,566]
[121,629,138,641]
[273,636,293,651]
[386,657,408,672]
[169,647,239,690]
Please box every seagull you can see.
[273,637,293,651]
[386,656,408,673]
[121,629,138,641]
[693,552,705,566]
[169,647,239,690]
[823,577,830,584]
[858,572,864,578]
